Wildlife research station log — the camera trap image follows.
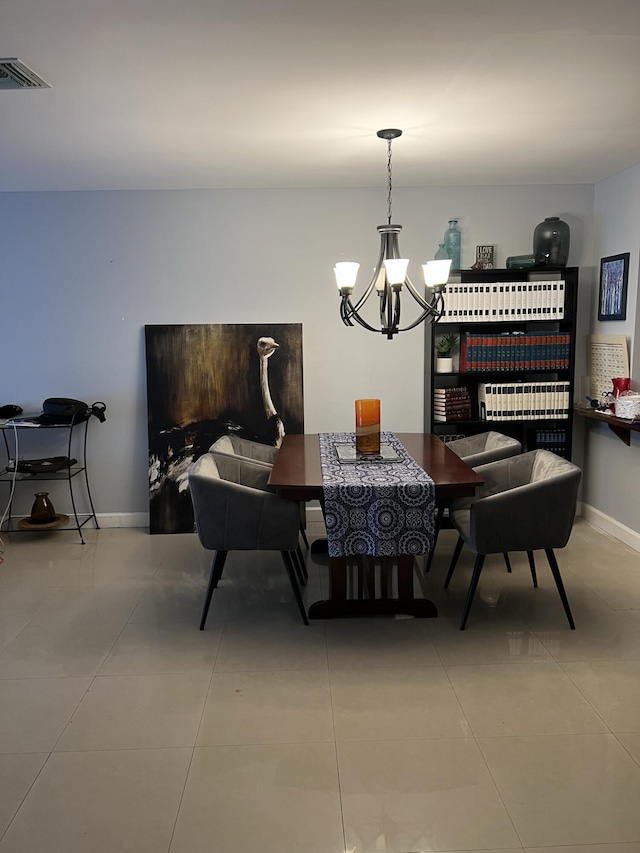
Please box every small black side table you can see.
[0,414,99,544]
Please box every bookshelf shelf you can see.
[426,267,579,459]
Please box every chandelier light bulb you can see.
[383,258,409,286]
[334,262,359,293]
[422,259,453,289]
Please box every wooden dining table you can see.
[268,432,483,619]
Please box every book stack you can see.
[459,331,571,372]
[533,428,569,457]
[441,280,565,322]
[433,387,472,422]
[477,381,570,421]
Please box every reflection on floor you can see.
[1,518,640,852]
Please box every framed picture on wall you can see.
[598,252,629,320]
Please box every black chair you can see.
[443,449,581,630]
[426,431,522,573]
[188,452,309,628]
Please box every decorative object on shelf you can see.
[355,399,381,456]
[7,456,77,475]
[0,404,23,418]
[598,252,629,321]
[612,377,630,398]
[588,334,629,400]
[17,513,70,531]
[444,219,461,270]
[610,376,631,413]
[533,216,570,268]
[472,245,494,270]
[29,492,57,524]
[18,492,69,530]
[585,395,612,412]
[334,129,452,340]
[435,242,449,260]
[435,333,459,373]
[614,392,640,420]
[505,253,545,269]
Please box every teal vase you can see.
[435,242,449,260]
[444,220,461,270]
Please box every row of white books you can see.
[441,280,565,322]
[478,381,571,421]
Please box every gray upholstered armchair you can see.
[445,431,522,468]
[426,431,522,572]
[209,434,309,550]
[444,449,581,630]
[209,434,279,465]
[188,452,309,628]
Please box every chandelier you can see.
[334,129,452,340]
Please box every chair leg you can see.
[296,545,309,582]
[299,522,309,550]
[527,551,538,588]
[292,553,304,586]
[444,535,464,589]
[545,548,575,630]
[425,506,445,574]
[281,551,310,625]
[200,549,227,630]
[460,554,485,630]
[503,552,512,573]
[291,546,308,586]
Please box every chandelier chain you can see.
[386,139,393,225]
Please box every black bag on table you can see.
[39,398,107,425]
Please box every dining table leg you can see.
[307,554,438,619]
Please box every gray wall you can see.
[580,163,640,540]
[0,184,595,520]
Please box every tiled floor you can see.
[1,518,640,852]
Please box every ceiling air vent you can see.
[0,59,51,90]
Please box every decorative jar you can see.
[533,216,570,267]
[29,492,57,524]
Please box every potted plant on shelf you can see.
[434,333,459,373]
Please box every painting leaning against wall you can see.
[144,323,304,534]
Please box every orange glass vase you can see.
[355,399,381,455]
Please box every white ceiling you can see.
[3,0,640,192]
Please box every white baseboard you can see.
[96,505,327,531]
[578,502,640,553]
[95,506,640,555]
[93,507,326,531]
[97,513,149,528]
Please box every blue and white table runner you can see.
[319,432,435,558]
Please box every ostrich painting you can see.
[145,323,304,534]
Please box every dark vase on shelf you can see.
[533,216,570,267]
[29,492,57,524]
